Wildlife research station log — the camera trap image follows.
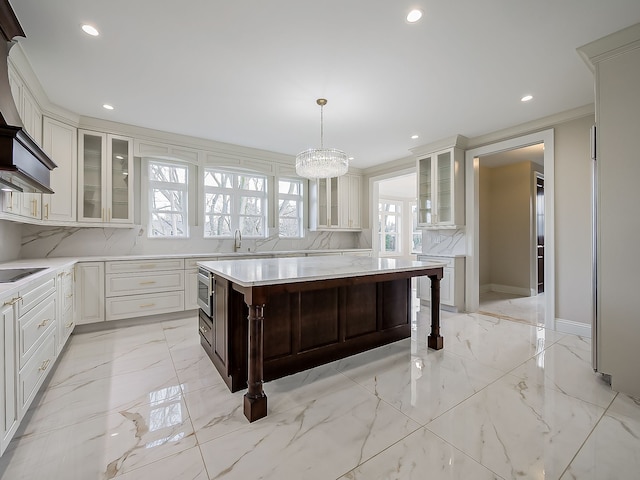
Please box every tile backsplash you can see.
[19,224,363,259]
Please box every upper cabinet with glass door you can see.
[414,136,466,228]
[310,174,361,231]
[78,130,134,225]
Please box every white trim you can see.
[465,129,555,331]
[482,284,533,297]
[555,318,592,338]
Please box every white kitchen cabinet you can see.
[8,62,42,146]
[418,255,465,312]
[42,118,78,223]
[56,266,75,351]
[416,146,465,228]
[0,296,18,456]
[78,130,133,224]
[75,262,105,325]
[310,174,362,231]
[104,259,185,321]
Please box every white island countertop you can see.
[198,255,446,287]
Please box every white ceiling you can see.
[9,1,640,169]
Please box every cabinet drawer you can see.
[105,291,185,321]
[186,258,217,269]
[59,308,74,349]
[418,255,455,268]
[19,332,56,416]
[105,258,184,274]
[105,271,185,297]
[18,276,56,317]
[18,294,56,368]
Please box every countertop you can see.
[0,249,372,298]
[199,255,446,287]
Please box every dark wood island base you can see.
[200,264,444,422]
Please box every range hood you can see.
[0,0,56,194]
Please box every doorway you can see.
[465,129,555,330]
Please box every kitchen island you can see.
[198,255,445,422]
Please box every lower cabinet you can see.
[418,255,465,312]
[104,259,185,321]
[1,265,75,457]
[75,262,105,325]
[0,298,18,456]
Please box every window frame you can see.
[378,199,402,256]
[277,177,304,238]
[203,168,269,238]
[146,158,190,238]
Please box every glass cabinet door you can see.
[418,156,432,225]
[329,177,339,227]
[80,132,104,221]
[317,178,328,227]
[109,137,131,221]
[436,150,452,224]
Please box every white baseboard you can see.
[479,284,491,294]
[487,284,532,297]
[555,317,592,338]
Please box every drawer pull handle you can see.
[66,293,74,298]
[139,264,157,269]
[139,281,157,285]
[139,303,155,308]
[3,296,22,306]
[37,318,51,328]
[65,322,74,329]
[38,359,51,372]
[199,325,208,334]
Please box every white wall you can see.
[554,114,594,324]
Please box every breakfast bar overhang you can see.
[198,255,445,422]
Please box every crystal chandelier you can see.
[295,98,348,179]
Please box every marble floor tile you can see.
[561,393,640,479]
[162,315,200,350]
[18,363,182,437]
[198,382,421,480]
[336,344,505,425]
[0,397,196,479]
[426,374,606,480]
[170,344,227,395]
[115,446,209,480]
[440,312,564,373]
[339,426,500,480]
[479,291,545,326]
[510,333,616,408]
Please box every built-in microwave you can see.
[197,267,215,318]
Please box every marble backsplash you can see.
[19,224,363,259]
[421,228,466,256]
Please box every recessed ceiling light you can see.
[411,134,419,139]
[348,156,354,161]
[102,104,114,110]
[406,9,423,23]
[115,155,124,160]
[521,95,533,102]
[81,24,99,36]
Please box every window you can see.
[204,169,267,237]
[411,202,422,253]
[378,200,401,254]
[148,160,188,237]
[278,178,303,238]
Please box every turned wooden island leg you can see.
[427,272,444,350]
[244,303,267,422]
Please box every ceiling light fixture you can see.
[81,24,99,36]
[411,134,419,139]
[406,9,423,23]
[521,95,533,102]
[102,104,114,110]
[295,98,348,179]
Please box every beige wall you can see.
[554,114,594,324]
[0,220,22,262]
[486,162,534,293]
[478,166,492,287]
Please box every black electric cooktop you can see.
[0,267,47,283]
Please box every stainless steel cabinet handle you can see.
[65,321,74,329]
[139,281,156,285]
[139,303,155,308]
[37,318,51,328]
[38,359,51,372]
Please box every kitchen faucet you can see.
[234,229,242,252]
